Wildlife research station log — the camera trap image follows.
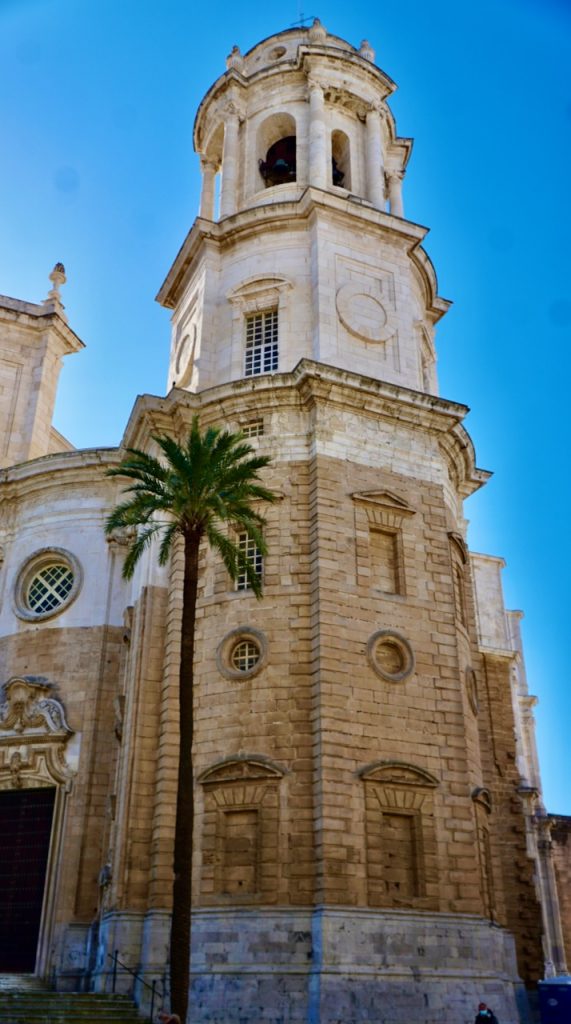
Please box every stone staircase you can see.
[0,982,144,1023]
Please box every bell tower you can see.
[158,21,443,398]
[107,19,554,1023]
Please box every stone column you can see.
[536,817,569,976]
[308,78,327,190]
[365,104,385,209]
[387,169,405,218]
[220,104,240,218]
[199,159,217,220]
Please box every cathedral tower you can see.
[0,19,566,1024]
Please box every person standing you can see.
[475,1002,499,1024]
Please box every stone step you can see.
[0,975,47,992]
[0,992,144,1022]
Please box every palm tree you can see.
[105,416,278,1022]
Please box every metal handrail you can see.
[108,949,164,1022]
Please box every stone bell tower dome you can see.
[158,21,444,396]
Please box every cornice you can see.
[121,360,487,498]
[0,298,85,354]
[156,189,447,323]
[478,646,518,663]
[0,447,122,503]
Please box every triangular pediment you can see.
[352,490,415,516]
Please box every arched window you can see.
[257,113,296,189]
[331,130,351,190]
[449,533,469,629]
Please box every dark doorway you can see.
[0,787,56,972]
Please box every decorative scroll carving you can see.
[0,677,72,737]
[0,677,76,788]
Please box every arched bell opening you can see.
[257,113,297,189]
[331,129,351,190]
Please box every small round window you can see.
[15,549,82,622]
[217,626,268,681]
[231,640,260,673]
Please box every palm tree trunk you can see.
[170,527,200,1022]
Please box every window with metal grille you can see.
[242,419,264,438]
[231,640,260,673]
[27,563,74,614]
[244,309,278,376]
[236,532,263,591]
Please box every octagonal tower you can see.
[158,23,443,399]
[103,20,554,1024]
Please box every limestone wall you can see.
[550,816,571,967]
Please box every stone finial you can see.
[308,18,327,44]
[44,262,67,315]
[226,45,244,71]
[359,39,375,62]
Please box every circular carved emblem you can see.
[174,323,197,387]
[336,281,393,343]
[367,629,415,682]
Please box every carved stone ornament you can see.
[0,677,75,788]
[199,755,286,786]
[360,760,439,788]
[0,677,72,736]
[336,281,395,344]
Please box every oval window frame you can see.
[14,548,83,622]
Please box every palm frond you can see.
[106,418,277,581]
[122,523,165,579]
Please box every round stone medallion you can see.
[336,281,393,343]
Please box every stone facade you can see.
[0,19,568,1024]
[550,817,571,969]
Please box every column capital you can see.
[386,167,405,183]
[366,101,386,120]
[307,76,324,96]
[222,99,244,123]
[200,156,218,173]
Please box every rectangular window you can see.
[244,309,278,377]
[221,809,259,895]
[381,811,418,898]
[236,532,263,591]
[242,418,264,438]
[369,528,402,594]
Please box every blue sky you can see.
[1,0,569,813]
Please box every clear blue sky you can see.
[1,0,569,812]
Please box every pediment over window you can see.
[360,760,439,788]
[199,755,287,786]
[0,677,73,740]
[227,276,292,313]
[352,490,415,515]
